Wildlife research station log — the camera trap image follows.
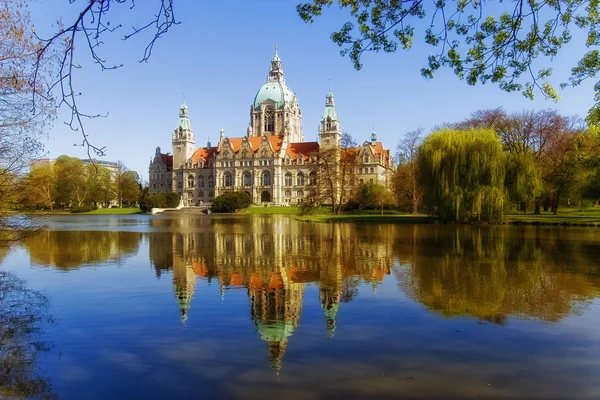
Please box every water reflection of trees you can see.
[0,269,55,399]
[394,225,600,322]
[23,231,142,270]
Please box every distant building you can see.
[149,48,394,206]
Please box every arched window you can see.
[208,191,214,197]
[309,171,317,185]
[297,190,304,198]
[177,181,182,189]
[224,172,233,187]
[325,117,332,131]
[243,171,252,186]
[265,106,275,133]
[297,172,304,186]
[262,171,271,186]
[285,172,292,186]
[369,178,374,184]
[198,176,205,188]
[208,175,214,187]
[359,179,364,185]
[370,167,374,173]
[198,191,204,198]
[152,184,156,189]
[364,155,369,163]
[358,168,362,174]
[187,175,194,188]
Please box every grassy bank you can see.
[506,208,600,226]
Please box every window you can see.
[198,191,204,198]
[269,160,273,166]
[153,184,156,189]
[297,172,304,186]
[325,117,332,130]
[208,191,214,197]
[265,105,275,132]
[369,178,374,184]
[224,172,233,187]
[359,179,364,185]
[297,190,304,198]
[285,190,291,197]
[285,172,292,186]
[364,155,369,163]
[358,168,362,174]
[243,171,252,186]
[177,182,182,189]
[187,175,194,188]
[208,175,214,187]
[309,171,317,185]
[370,167,374,173]
[198,176,205,188]
[262,171,271,186]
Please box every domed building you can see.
[148,47,394,206]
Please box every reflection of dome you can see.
[256,320,295,342]
[253,81,295,109]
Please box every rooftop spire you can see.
[268,45,284,82]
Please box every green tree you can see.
[113,162,141,207]
[211,192,252,213]
[22,162,56,209]
[418,128,506,222]
[356,181,396,214]
[85,164,113,207]
[297,1,600,122]
[53,156,87,208]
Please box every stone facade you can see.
[149,49,394,206]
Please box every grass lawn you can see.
[506,207,600,225]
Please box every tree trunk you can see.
[534,199,540,215]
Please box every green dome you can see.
[253,81,294,110]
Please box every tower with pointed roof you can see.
[172,104,196,169]
[319,91,342,149]
[250,46,303,142]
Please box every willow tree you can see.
[418,128,506,222]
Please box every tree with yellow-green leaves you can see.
[418,128,506,222]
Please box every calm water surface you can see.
[1,215,600,399]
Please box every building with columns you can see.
[148,48,394,206]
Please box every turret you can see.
[319,91,342,148]
[172,104,196,169]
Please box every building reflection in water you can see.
[148,216,394,371]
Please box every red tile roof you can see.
[286,142,319,160]
[160,153,173,169]
[190,147,218,163]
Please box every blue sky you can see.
[29,0,597,181]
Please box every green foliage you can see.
[139,191,180,213]
[297,0,600,120]
[418,128,506,222]
[354,182,396,213]
[505,152,543,211]
[211,192,252,213]
[70,204,98,213]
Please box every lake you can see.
[1,215,599,399]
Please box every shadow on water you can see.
[0,247,56,399]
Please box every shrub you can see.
[70,204,98,213]
[212,191,252,213]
